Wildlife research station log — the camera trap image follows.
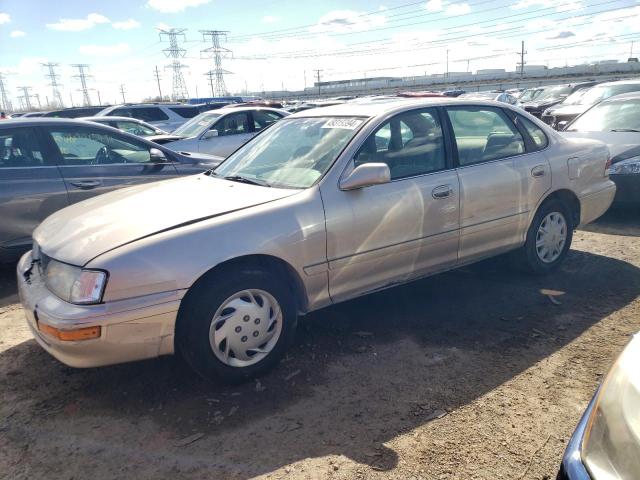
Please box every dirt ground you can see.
[1,209,639,480]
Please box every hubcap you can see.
[535,212,567,263]
[209,289,282,367]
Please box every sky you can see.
[0,0,639,108]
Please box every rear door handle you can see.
[531,165,546,178]
[432,185,453,199]
[70,180,102,190]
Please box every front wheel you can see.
[177,267,297,383]
[518,200,573,274]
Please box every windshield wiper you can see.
[611,128,640,132]
[223,175,271,187]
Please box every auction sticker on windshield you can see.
[321,118,363,129]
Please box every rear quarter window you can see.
[169,107,200,118]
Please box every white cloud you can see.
[425,0,443,12]
[446,3,471,15]
[262,15,281,24]
[146,0,210,13]
[10,30,25,38]
[47,13,110,32]
[79,43,131,57]
[511,0,582,11]
[0,13,10,24]
[155,22,172,31]
[310,10,386,34]
[112,19,141,30]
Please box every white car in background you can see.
[458,91,520,106]
[95,103,201,132]
[162,107,289,157]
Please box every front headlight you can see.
[581,334,640,479]
[608,156,640,175]
[45,259,107,304]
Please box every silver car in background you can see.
[163,107,289,157]
[17,98,615,383]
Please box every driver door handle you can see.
[70,180,102,190]
[531,165,546,178]
[432,185,453,199]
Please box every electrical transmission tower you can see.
[17,86,35,111]
[72,64,92,106]
[158,28,189,101]
[0,73,13,112]
[200,30,232,97]
[42,62,64,108]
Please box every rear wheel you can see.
[177,267,297,383]
[518,199,573,274]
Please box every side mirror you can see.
[340,163,391,190]
[556,121,569,131]
[203,129,219,139]
[149,147,167,162]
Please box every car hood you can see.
[522,98,564,109]
[33,175,299,266]
[546,104,591,116]
[561,131,640,160]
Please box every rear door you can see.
[0,126,69,256]
[42,125,180,204]
[445,106,550,262]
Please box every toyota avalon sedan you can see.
[17,98,615,383]
[562,91,640,206]
[558,332,639,479]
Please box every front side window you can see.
[172,112,221,138]
[0,128,45,168]
[48,127,152,165]
[216,113,250,136]
[253,110,283,131]
[355,109,445,179]
[213,116,365,189]
[447,107,525,166]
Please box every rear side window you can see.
[169,107,199,118]
[253,110,283,131]
[517,115,548,151]
[446,107,525,166]
[130,107,169,122]
[0,128,46,168]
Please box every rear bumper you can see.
[610,174,640,205]
[17,251,180,368]
[579,183,616,226]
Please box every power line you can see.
[159,28,190,101]
[42,62,64,108]
[71,64,92,106]
[200,30,232,96]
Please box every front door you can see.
[321,107,460,303]
[202,112,254,157]
[42,125,179,204]
[0,126,69,257]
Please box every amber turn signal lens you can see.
[38,322,101,341]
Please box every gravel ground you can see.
[0,208,639,480]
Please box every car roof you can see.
[594,79,640,87]
[287,97,502,118]
[81,116,147,122]
[0,117,135,128]
[600,91,640,101]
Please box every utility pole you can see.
[71,64,92,106]
[314,69,322,97]
[34,93,42,109]
[518,41,527,78]
[17,86,34,110]
[0,73,12,112]
[97,90,102,105]
[158,28,189,101]
[42,62,64,108]
[204,70,216,97]
[446,49,449,80]
[631,41,635,59]
[119,84,126,103]
[200,30,232,97]
[154,66,163,100]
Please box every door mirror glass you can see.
[203,129,219,139]
[340,163,390,190]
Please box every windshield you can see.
[213,116,365,189]
[579,83,640,106]
[172,112,221,137]
[519,89,542,102]
[534,85,572,101]
[568,99,640,132]
[561,88,589,105]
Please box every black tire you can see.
[176,266,298,384]
[518,199,574,275]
